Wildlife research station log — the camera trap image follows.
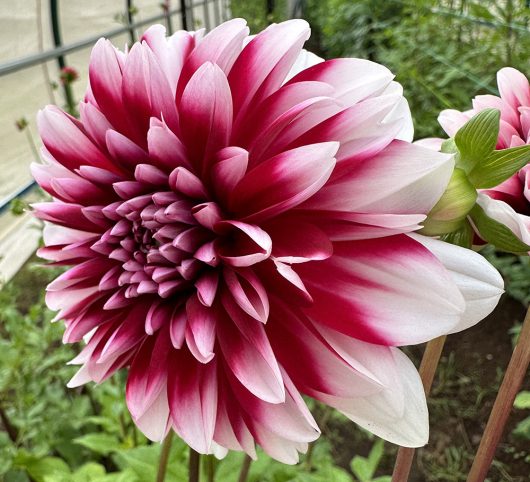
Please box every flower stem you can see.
[205,455,215,482]
[156,431,174,482]
[0,404,18,443]
[466,305,530,482]
[237,454,252,482]
[188,448,201,482]
[391,335,447,482]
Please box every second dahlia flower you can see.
[32,19,503,463]
[436,67,530,247]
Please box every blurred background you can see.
[0,1,529,481]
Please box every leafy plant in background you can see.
[513,391,530,447]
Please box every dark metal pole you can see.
[126,0,136,44]
[267,0,275,16]
[180,0,188,30]
[213,0,221,26]
[49,0,76,115]
[202,0,211,31]
[188,0,195,29]
[163,0,173,35]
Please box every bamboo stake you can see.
[391,335,447,482]
[467,305,530,482]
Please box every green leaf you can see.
[514,391,530,410]
[513,416,530,440]
[454,108,499,174]
[440,220,474,248]
[351,455,373,482]
[73,433,121,456]
[367,440,385,472]
[470,204,530,254]
[71,462,106,481]
[13,453,70,482]
[469,145,530,188]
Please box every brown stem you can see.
[156,431,174,482]
[24,128,40,163]
[467,305,530,482]
[237,454,252,482]
[188,448,201,482]
[0,405,18,443]
[391,335,447,482]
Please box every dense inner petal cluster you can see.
[32,18,504,463]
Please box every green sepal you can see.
[468,144,530,188]
[420,168,477,236]
[469,204,530,254]
[454,108,499,174]
[440,137,458,154]
[440,220,474,249]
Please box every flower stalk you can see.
[237,455,252,482]
[156,431,174,482]
[466,305,530,482]
[391,335,447,482]
[189,448,201,482]
[206,455,215,482]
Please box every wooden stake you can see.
[467,305,530,482]
[391,335,447,482]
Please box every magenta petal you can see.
[297,235,466,345]
[223,267,269,323]
[229,20,310,126]
[177,18,249,99]
[216,221,272,267]
[38,106,114,173]
[179,62,233,170]
[231,142,338,221]
[168,352,218,453]
[211,146,249,202]
[220,294,284,403]
[147,118,190,171]
[186,296,217,363]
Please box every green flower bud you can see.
[421,168,477,236]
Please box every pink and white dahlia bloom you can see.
[437,67,530,247]
[32,19,503,463]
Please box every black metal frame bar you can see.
[0,0,221,77]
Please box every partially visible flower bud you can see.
[59,66,79,86]
[15,117,28,131]
[421,168,477,236]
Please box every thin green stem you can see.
[205,455,215,482]
[188,448,201,482]
[237,454,252,482]
[156,431,174,482]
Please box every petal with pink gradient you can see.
[297,235,465,345]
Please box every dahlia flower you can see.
[32,19,503,463]
[434,67,530,247]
